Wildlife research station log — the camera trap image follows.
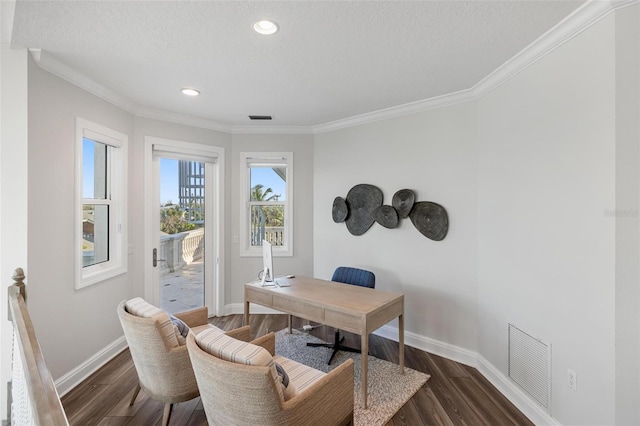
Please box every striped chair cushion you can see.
[124,297,179,348]
[191,324,216,335]
[195,327,293,401]
[125,297,164,318]
[273,356,325,395]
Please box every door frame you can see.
[144,136,225,316]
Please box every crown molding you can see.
[1,1,17,44]
[27,0,633,136]
[135,106,232,134]
[232,125,314,135]
[312,0,628,134]
[472,0,630,97]
[312,88,476,134]
[136,108,315,135]
[28,49,314,135]
[29,48,138,114]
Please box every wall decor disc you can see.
[375,205,399,229]
[345,184,383,236]
[409,201,449,241]
[392,189,415,219]
[332,196,348,223]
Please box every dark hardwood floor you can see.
[61,314,534,425]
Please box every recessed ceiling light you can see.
[253,20,279,35]
[181,88,200,96]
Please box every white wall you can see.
[314,7,637,425]
[314,102,479,350]
[477,13,617,425]
[24,62,316,390]
[229,133,315,305]
[614,4,640,425]
[27,58,135,381]
[132,117,231,301]
[0,43,28,423]
[12,4,639,425]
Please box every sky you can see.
[250,167,286,201]
[83,145,286,204]
[82,138,98,198]
[159,158,286,205]
[160,158,179,204]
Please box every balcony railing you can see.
[159,226,283,275]
[158,228,204,274]
[252,226,284,246]
[7,268,69,425]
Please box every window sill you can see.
[76,265,127,290]
[240,247,293,257]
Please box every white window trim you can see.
[75,117,128,289]
[240,152,293,257]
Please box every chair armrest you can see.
[250,332,276,356]
[283,358,354,424]
[225,325,251,342]
[174,307,208,328]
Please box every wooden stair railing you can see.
[7,268,69,425]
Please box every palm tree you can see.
[264,205,284,226]
[160,205,195,234]
[250,184,283,244]
[250,184,280,202]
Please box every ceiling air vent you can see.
[249,115,272,120]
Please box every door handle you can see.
[153,248,166,267]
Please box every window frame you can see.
[75,117,128,289]
[239,152,293,257]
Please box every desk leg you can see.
[288,314,293,334]
[244,301,250,326]
[361,333,369,409]
[399,313,405,374]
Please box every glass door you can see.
[156,157,206,314]
[145,136,223,317]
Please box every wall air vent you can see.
[249,115,272,120]
[508,323,551,412]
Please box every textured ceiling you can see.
[11,1,584,128]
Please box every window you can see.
[240,152,293,257]
[75,118,127,289]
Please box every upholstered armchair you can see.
[186,329,354,425]
[117,299,250,425]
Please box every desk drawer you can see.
[273,296,323,321]
[247,290,273,307]
[325,309,362,333]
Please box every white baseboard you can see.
[57,309,558,425]
[373,324,478,368]
[476,354,559,426]
[55,336,127,397]
[374,324,558,425]
[226,304,559,425]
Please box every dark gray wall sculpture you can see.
[344,184,383,236]
[409,202,449,241]
[392,189,415,219]
[332,197,348,223]
[332,185,449,241]
[375,205,399,229]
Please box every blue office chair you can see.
[307,266,375,365]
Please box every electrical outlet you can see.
[568,369,577,391]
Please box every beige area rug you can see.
[275,329,430,426]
